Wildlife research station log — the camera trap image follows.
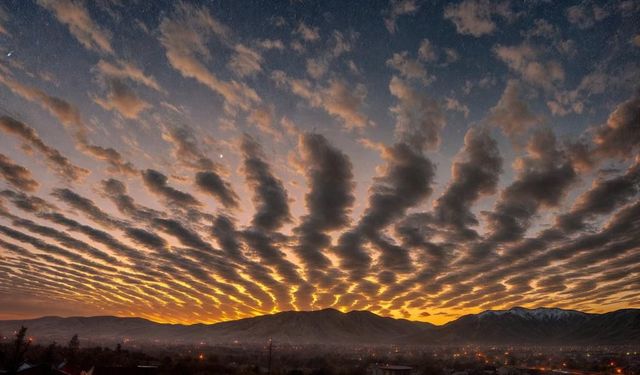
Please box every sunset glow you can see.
[0,0,638,326]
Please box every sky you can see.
[0,0,638,325]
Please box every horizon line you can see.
[1,305,638,327]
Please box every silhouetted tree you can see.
[68,334,79,352]
[7,326,30,375]
[41,342,59,374]
[67,334,79,367]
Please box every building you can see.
[369,364,414,375]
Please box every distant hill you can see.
[0,307,637,346]
[408,307,640,345]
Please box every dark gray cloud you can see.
[0,116,89,181]
[162,126,217,170]
[434,127,502,241]
[594,92,640,159]
[0,223,117,273]
[152,217,213,252]
[101,178,161,221]
[484,129,577,244]
[163,126,240,210]
[142,169,201,207]
[10,217,120,265]
[0,76,137,175]
[293,133,355,278]
[335,142,435,278]
[389,77,446,151]
[557,161,640,231]
[77,139,137,175]
[195,171,239,209]
[0,153,39,192]
[240,134,290,231]
[0,190,57,214]
[40,211,148,265]
[51,188,122,228]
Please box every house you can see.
[369,364,414,375]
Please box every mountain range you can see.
[0,307,637,346]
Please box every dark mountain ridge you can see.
[0,307,637,346]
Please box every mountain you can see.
[0,307,637,346]
[0,308,433,346]
[403,307,639,345]
[415,307,591,345]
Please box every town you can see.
[1,327,638,375]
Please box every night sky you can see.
[0,0,638,325]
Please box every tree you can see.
[8,326,31,375]
[68,334,79,352]
[41,342,58,374]
[67,334,80,367]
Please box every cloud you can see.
[434,127,502,240]
[295,22,320,42]
[159,2,259,113]
[160,126,240,210]
[195,171,239,210]
[141,169,201,207]
[78,142,137,175]
[10,217,119,265]
[240,134,291,231]
[100,178,161,221]
[389,76,445,151]
[0,190,57,214]
[484,129,577,243]
[487,79,542,139]
[93,78,151,119]
[0,153,38,192]
[37,0,113,54]
[383,0,420,34]
[445,97,470,118]
[336,143,435,277]
[0,116,89,181]
[493,44,565,91]
[0,5,9,35]
[292,133,355,278]
[593,92,640,160]
[0,75,82,127]
[418,39,437,62]
[0,76,137,175]
[444,0,514,37]
[257,39,285,51]
[51,188,122,228]
[272,71,369,130]
[211,215,246,263]
[523,18,560,40]
[228,44,263,77]
[386,52,432,84]
[95,59,164,93]
[0,223,115,272]
[557,161,640,232]
[152,217,211,252]
[161,126,217,170]
[247,104,278,136]
[3,0,640,323]
[566,2,609,29]
[546,72,608,116]
[39,211,148,264]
